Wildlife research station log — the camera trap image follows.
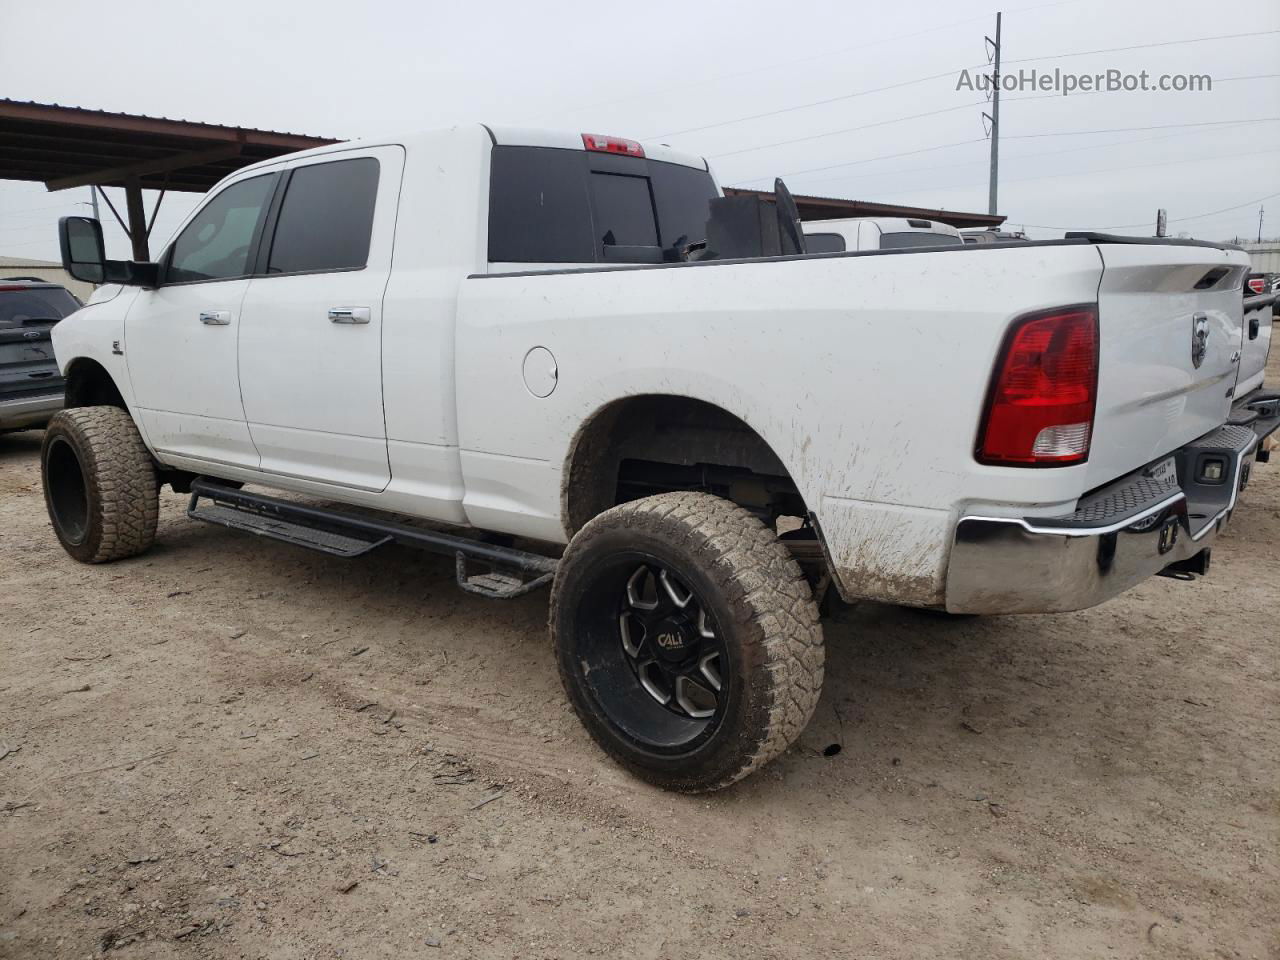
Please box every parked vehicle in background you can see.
[1240,273,1277,400]
[961,228,1032,244]
[0,278,80,433]
[803,216,962,253]
[1246,271,1280,314]
[43,124,1280,792]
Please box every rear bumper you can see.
[0,392,63,430]
[946,412,1273,615]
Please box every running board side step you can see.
[186,479,559,599]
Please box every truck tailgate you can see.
[1086,243,1248,490]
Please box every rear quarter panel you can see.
[455,243,1106,604]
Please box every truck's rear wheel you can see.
[550,491,824,791]
[41,406,158,563]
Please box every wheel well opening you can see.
[64,359,126,411]
[562,395,810,539]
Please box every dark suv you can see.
[0,278,81,433]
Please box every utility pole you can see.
[1258,204,1265,243]
[985,12,1002,216]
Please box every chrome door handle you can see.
[328,307,371,324]
[199,310,231,325]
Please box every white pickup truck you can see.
[46,124,1279,791]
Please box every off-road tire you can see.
[41,406,158,563]
[551,491,825,792]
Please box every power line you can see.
[649,66,968,141]
[586,0,1095,119]
[803,144,1274,212]
[997,72,1280,110]
[650,30,1276,144]
[866,146,1280,204]
[1003,117,1280,140]
[0,198,90,217]
[1021,190,1280,231]
[578,12,997,116]
[732,117,1280,187]
[708,100,986,159]
[793,120,1264,193]
[731,138,987,186]
[1001,28,1280,66]
[704,74,1280,166]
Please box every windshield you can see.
[0,287,80,325]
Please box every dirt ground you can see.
[3,407,1278,960]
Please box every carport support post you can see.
[124,175,150,261]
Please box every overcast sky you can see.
[2,0,1277,260]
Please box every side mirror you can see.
[59,216,106,284]
[58,216,160,287]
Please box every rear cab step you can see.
[187,479,558,599]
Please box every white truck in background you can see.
[45,124,1279,791]
[803,216,962,253]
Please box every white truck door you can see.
[125,172,278,469]
[237,147,404,492]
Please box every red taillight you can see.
[977,307,1099,466]
[1247,277,1265,294]
[581,133,644,157]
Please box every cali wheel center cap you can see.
[618,563,725,720]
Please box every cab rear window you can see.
[488,146,717,263]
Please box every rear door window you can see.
[267,158,380,275]
[488,147,594,263]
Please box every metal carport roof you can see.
[0,99,340,258]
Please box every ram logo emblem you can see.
[1191,314,1210,369]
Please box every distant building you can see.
[1242,242,1280,275]
[0,255,95,300]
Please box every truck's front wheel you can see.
[551,492,824,791]
[41,406,158,563]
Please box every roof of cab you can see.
[485,125,709,171]
[226,123,709,182]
